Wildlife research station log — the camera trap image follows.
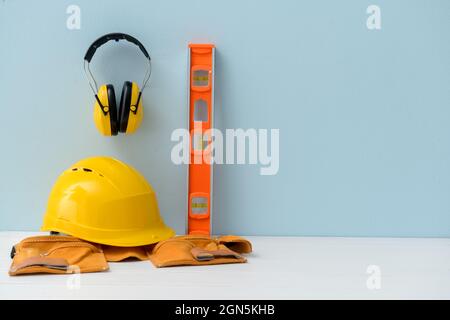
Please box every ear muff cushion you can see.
[106,84,118,136]
[118,81,132,133]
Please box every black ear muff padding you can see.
[106,84,118,136]
[119,81,132,133]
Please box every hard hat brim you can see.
[41,220,175,247]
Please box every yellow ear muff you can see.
[84,33,151,137]
[94,84,118,136]
[118,81,143,135]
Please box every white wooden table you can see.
[1,232,449,299]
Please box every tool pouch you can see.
[148,235,252,268]
[9,235,109,276]
[102,245,153,262]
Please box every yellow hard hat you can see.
[41,157,175,247]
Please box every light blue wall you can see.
[1,0,449,237]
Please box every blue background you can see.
[1,0,449,237]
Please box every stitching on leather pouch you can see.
[152,239,196,254]
[21,236,86,244]
[41,243,102,256]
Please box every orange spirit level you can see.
[187,44,215,236]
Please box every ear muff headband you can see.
[84,33,150,63]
